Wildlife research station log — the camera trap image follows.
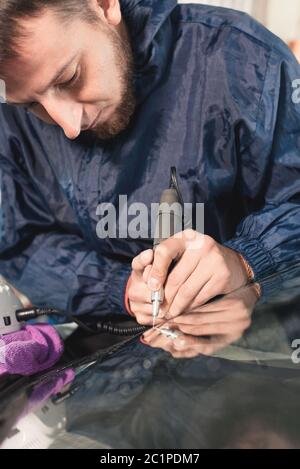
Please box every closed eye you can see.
[57,68,80,91]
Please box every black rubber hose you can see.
[16,307,149,337]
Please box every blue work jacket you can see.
[0,0,300,316]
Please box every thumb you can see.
[143,264,153,284]
[131,249,154,275]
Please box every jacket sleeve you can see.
[224,46,300,298]
[0,160,131,318]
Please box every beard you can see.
[93,23,136,140]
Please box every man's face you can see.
[4,5,136,140]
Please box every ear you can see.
[95,0,122,26]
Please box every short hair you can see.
[0,1,99,66]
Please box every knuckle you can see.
[179,283,194,300]
[155,243,169,260]
[167,271,183,287]
[203,235,215,251]
[151,268,165,281]
[184,229,196,240]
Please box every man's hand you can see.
[128,230,251,325]
[140,285,257,358]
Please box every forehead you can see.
[3,9,84,101]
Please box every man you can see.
[0,0,299,358]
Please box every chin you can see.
[93,101,136,140]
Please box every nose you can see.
[40,96,83,140]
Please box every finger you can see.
[135,314,155,326]
[172,335,216,356]
[142,331,175,354]
[143,327,162,341]
[166,267,212,319]
[131,249,154,273]
[173,333,242,355]
[190,277,231,309]
[163,249,201,307]
[143,264,153,284]
[170,349,208,359]
[130,299,170,318]
[128,277,152,303]
[143,323,182,342]
[147,237,186,291]
[167,266,231,319]
[143,325,177,341]
[172,309,247,325]
[189,296,232,313]
[130,302,153,316]
[189,285,258,316]
[167,243,239,318]
[142,328,223,359]
[172,320,251,337]
[133,309,167,325]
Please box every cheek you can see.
[81,32,123,103]
[97,66,123,101]
[79,65,121,104]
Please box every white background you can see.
[178,0,300,42]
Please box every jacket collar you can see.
[120,0,177,101]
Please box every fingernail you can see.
[140,336,148,345]
[148,277,160,291]
[141,250,151,262]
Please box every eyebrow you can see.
[7,53,78,106]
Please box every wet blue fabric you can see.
[0,1,300,316]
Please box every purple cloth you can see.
[29,369,75,406]
[0,324,64,376]
[24,369,75,416]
